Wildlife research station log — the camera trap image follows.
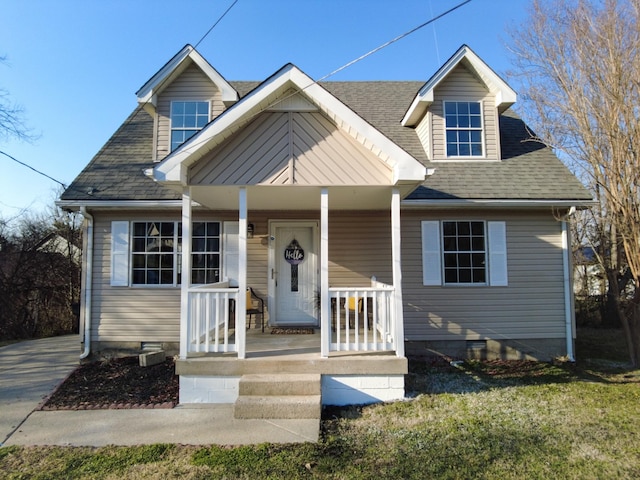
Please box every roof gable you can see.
[402,45,517,127]
[189,111,393,186]
[152,63,426,186]
[136,44,238,116]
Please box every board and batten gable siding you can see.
[422,63,499,161]
[189,111,392,186]
[401,210,567,341]
[155,62,224,161]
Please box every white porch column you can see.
[179,187,192,359]
[391,188,405,357]
[320,188,330,358]
[237,187,248,359]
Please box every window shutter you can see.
[422,221,442,286]
[110,221,130,286]
[488,221,508,286]
[223,221,239,287]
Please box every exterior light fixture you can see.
[247,223,254,239]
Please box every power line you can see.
[1,2,240,203]
[179,0,473,154]
[315,0,472,83]
[0,149,66,188]
[194,0,239,49]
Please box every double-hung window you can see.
[132,221,181,285]
[444,101,483,157]
[442,221,486,284]
[191,222,221,284]
[422,220,507,286]
[111,220,222,287]
[170,101,209,151]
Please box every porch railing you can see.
[187,281,239,354]
[329,280,396,353]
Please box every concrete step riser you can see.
[238,374,320,396]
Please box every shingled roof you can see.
[60,80,592,204]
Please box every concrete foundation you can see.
[405,338,567,361]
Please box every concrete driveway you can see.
[0,335,79,445]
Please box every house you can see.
[58,44,592,411]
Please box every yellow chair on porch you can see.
[246,287,265,332]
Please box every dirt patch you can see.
[41,356,179,410]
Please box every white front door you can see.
[269,221,318,326]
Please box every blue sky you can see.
[0,0,528,224]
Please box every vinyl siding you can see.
[90,206,565,345]
[155,62,223,161]
[401,210,567,341]
[189,111,392,186]
[89,209,393,344]
[431,63,499,160]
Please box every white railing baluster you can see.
[328,283,396,354]
[186,281,239,355]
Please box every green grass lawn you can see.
[2,328,640,479]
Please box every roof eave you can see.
[135,44,239,115]
[401,198,596,209]
[401,45,517,127]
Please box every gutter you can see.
[561,207,577,361]
[79,207,94,360]
[401,199,596,209]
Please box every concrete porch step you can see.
[238,374,321,396]
[234,373,322,419]
[234,395,322,419]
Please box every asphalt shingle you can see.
[60,81,592,203]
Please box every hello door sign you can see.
[284,239,304,291]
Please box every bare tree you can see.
[508,0,640,364]
[0,56,32,143]
[0,207,81,340]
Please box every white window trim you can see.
[169,100,211,152]
[443,100,486,160]
[110,219,226,288]
[422,220,507,287]
[130,220,181,287]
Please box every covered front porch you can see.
[178,186,407,361]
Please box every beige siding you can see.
[89,207,565,346]
[415,112,431,160]
[89,209,394,344]
[431,63,499,160]
[155,62,223,161]
[91,211,182,343]
[189,111,392,186]
[401,210,567,341]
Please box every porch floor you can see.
[177,326,407,377]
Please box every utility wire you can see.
[194,0,239,49]
[178,0,473,154]
[315,0,472,83]
[0,149,66,188]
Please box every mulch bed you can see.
[41,356,179,411]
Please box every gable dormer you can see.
[136,45,239,161]
[402,45,516,162]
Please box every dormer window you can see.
[170,101,209,151]
[445,101,483,157]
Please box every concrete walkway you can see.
[0,335,319,446]
[0,335,79,445]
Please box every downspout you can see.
[79,207,94,359]
[561,207,576,361]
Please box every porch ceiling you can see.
[189,185,414,210]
